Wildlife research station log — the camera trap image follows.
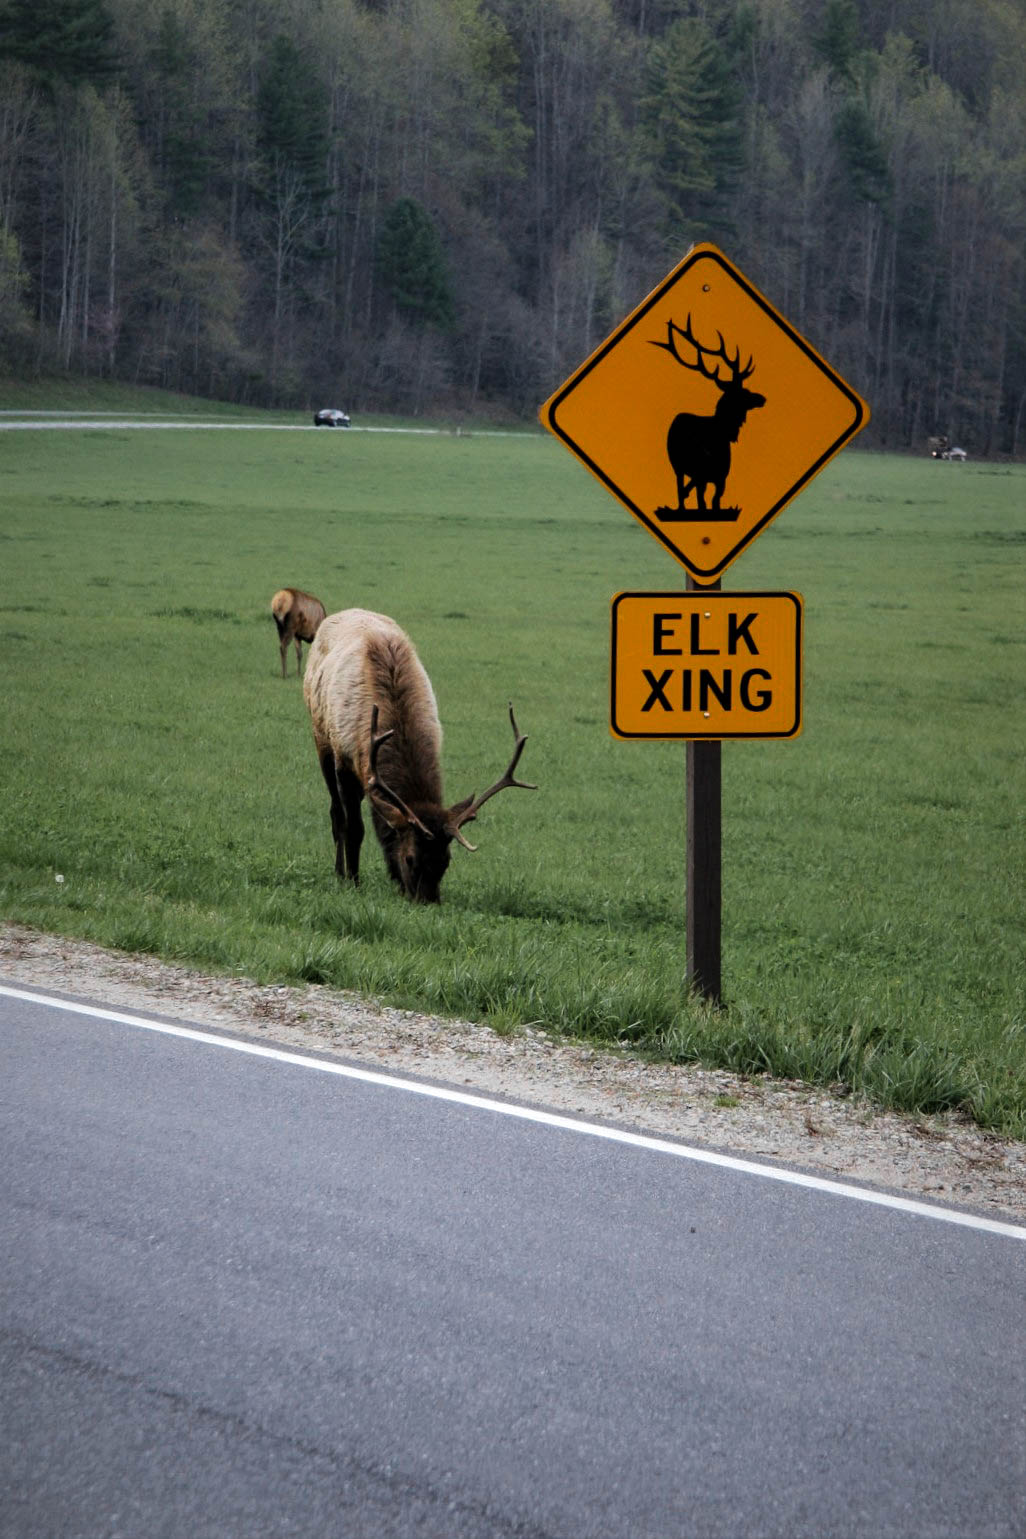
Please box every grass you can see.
[0,389,1023,1135]
[0,377,275,416]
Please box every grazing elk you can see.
[303,608,537,903]
[651,316,766,518]
[271,587,326,678]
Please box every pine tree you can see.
[639,18,742,244]
[256,35,328,197]
[834,99,891,206]
[813,0,861,85]
[376,198,455,332]
[0,0,118,87]
[148,9,213,217]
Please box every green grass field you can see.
[1,394,1023,1134]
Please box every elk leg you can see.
[369,809,403,889]
[678,474,695,512]
[318,748,348,876]
[294,637,303,675]
[280,637,289,678]
[338,767,365,883]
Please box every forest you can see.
[1,0,1024,450]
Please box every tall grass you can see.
[1,402,1023,1134]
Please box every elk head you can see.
[652,316,766,439]
[367,702,537,903]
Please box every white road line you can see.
[0,410,242,418]
[0,418,531,437]
[0,420,335,431]
[3,980,1024,1242]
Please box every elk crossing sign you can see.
[611,591,803,739]
[541,244,868,583]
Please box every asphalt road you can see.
[0,415,517,436]
[1,985,1023,1539]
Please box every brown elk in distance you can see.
[303,609,537,903]
[651,316,766,521]
[271,587,326,678]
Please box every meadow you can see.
[1,394,1023,1135]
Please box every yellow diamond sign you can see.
[541,244,868,583]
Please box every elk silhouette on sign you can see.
[651,316,765,523]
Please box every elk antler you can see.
[650,315,754,386]
[367,706,432,835]
[446,702,538,852]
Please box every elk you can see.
[271,588,326,678]
[303,609,537,903]
[651,316,766,517]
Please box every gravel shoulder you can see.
[2,922,1023,1223]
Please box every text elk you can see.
[303,608,537,903]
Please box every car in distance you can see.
[314,408,351,428]
[927,435,967,461]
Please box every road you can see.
[0,413,520,436]
[2,984,1023,1538]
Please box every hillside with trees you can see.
[1,0,1024,450]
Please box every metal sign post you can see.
[609,584,803,1002]
[540,242,869,1004]
[686,578,722,1002]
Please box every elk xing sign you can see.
[610,591,803,740]
[541,244,868,583]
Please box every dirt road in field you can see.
[2,923,1023,1222]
